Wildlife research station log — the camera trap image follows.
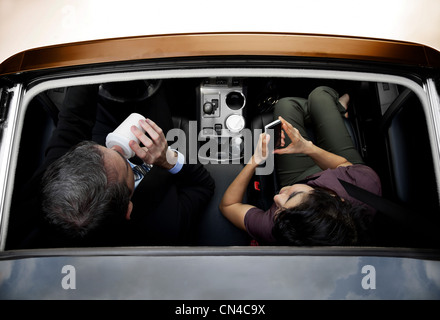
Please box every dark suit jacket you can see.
[7,84,215,248]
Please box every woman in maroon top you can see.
[220,86,382,246]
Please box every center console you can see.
[198,78,247,163]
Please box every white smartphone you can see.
[264,119,282,149]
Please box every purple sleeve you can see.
[307,164,382,213]
[244,204,278,244]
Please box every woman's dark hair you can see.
[272,188,371,246]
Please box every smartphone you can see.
[264,119,282,149]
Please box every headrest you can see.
[99,80,162,102]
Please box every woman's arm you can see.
[274,116,352,169]
[219,133,270,230]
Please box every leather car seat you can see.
[172,116,251,245]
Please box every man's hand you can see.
[129,118,177,170]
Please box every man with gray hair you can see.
[12,83,215,248]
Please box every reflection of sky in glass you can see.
[1,255,440,299]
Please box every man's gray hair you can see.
[42,141,131,239]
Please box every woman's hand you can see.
[251,133,270,165]
[273,116,312,155]
[273,116,352,169]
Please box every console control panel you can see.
[198,78,246,162]
[199,78,246,139]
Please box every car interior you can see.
[5,70,440,251]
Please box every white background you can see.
[1,0,440,64]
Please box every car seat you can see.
[171,118,251,246]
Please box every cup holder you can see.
[226,91,245,110]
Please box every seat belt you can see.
[338,179,440,244]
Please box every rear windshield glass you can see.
[6,76,440,250]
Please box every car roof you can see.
[1,32,440,76]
